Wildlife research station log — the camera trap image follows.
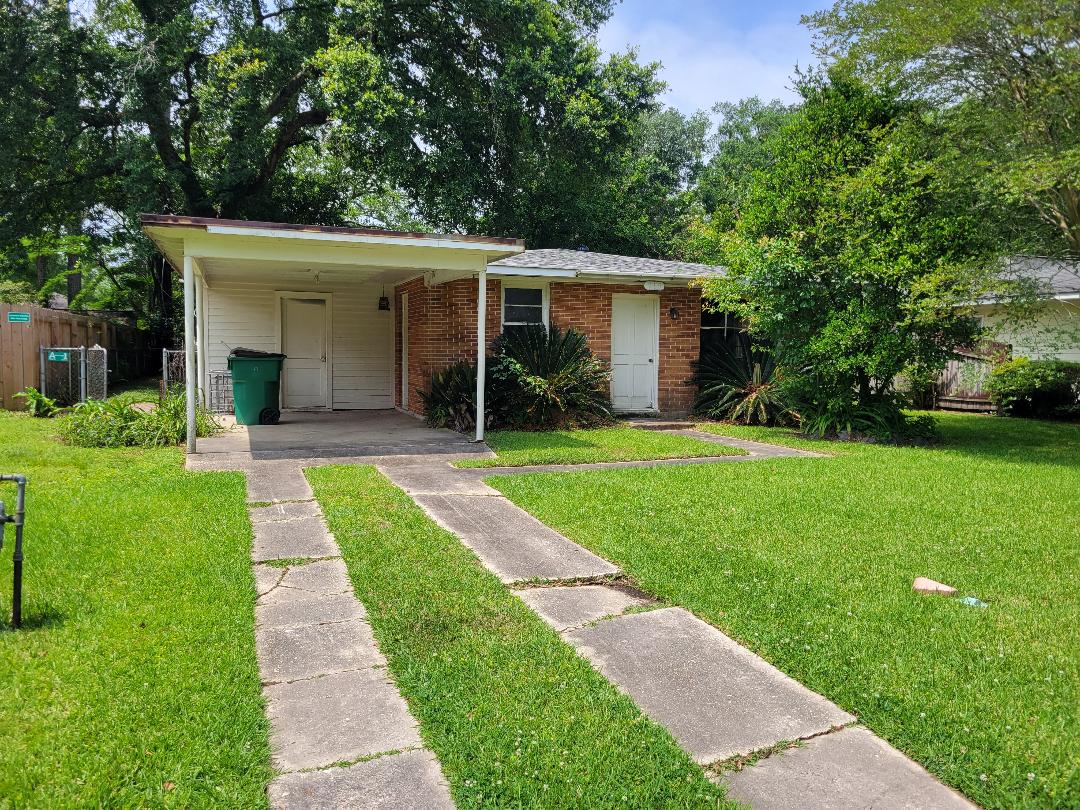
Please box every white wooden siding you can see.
[204,281,394,409]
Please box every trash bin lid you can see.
[229,347,287,359]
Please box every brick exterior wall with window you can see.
[395,277,701,416]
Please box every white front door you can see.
[611,294,658,411]
[281,296,329,409]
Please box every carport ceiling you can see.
[195,256,419,287]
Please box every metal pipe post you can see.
[1,475,26,629]
[475,268,487,443]
[183,254,197,453]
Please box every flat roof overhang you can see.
[140,214,525,286]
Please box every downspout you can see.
[475,266,486,443]
[183,253,197,453]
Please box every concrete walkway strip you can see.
[252,515,340,562]
[565,607,855,764]
[514,584,652,632]
[237,462,453,809]
[720,725,976,809]
[268,748,455,810]
[407,491,619,583]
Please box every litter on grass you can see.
[958,596,989,608]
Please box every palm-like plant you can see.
[491,325,612,429]
[692,334,793,426]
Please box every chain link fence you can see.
[39,346,108,405]
[161,348,234,413]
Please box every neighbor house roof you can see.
[489,248,723,280]
[1007,256,1080,299]
[978,256,1080,304]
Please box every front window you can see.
[502,284,548,331]
[700,310,746,358]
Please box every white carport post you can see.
[194,270,206,407]
[183,253,197,453]
[475,266,486,443]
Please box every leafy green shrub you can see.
[60,391,219,447]
[987,358,1080,419]
[421,325,612,432]
[691,336,793,426]
[14,387,60,417]
[796,386,940,443]
[490,325,612,430]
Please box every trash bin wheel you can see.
[259,407,281,425]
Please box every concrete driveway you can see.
[187,409,490,469]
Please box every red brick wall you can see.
[395,277,701,415]
[395,276,502,414]
[549,283,700,413]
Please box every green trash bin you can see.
[228,348,287,425]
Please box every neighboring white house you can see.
[975,257,1080,362]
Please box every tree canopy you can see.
[806,0,1080,256]
[0,0,667,330]
[693,71,999,433]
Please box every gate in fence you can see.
[160,348,234,413]
[39,346,107,405]
[162,348,186,389]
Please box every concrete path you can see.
[380,431,975,809]
[191,420,973,809]
[246,465,453,810]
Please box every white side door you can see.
[611,294,658,411]
[281,297,328,409]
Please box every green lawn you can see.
[0,413,269,807]
[490,413,1080,809]
[455,426,745,468]
[307,464,731,808]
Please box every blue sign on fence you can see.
[47,351,69,362]
[6,311,30,323]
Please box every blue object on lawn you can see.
[958,596,988,608]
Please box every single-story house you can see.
[140,215,725,450]
[975,257,1080,363]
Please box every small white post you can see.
[475,267,487,442]
[183,254,197,453]
[194,271,206,407]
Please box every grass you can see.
[0,413,269,807]
[306,464,732,808]
[454,426,745,468]
[490,413,1080,809]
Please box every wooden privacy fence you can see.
[0,303,156,410]
[935,343,1009,413]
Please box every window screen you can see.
[503,286,545,326]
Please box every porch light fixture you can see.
[643,280,665,291]
[669,307,680,320]
[378,287,391,311]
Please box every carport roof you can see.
[140,214,525,277]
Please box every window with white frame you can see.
[501,282,548,332]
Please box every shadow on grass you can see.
[0,604,65,632]
[934,414,1080,469]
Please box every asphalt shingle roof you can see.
[490,248,724,279]
[1006,256,1080,297]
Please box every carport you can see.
[141,214,523,452]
